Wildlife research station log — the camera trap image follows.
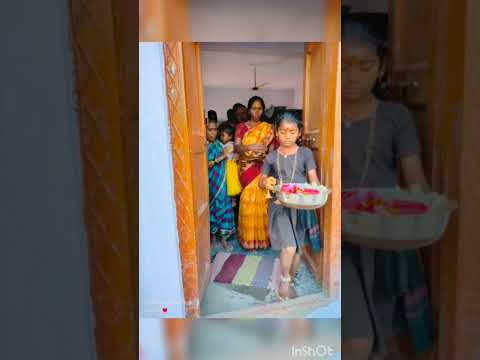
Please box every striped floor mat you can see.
[210,252,280,291]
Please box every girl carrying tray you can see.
[259,112,322,301]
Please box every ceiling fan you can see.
[251,66,270,91]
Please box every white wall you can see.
[3,1,96,359]
[204,87,296,121]
[293,83,304,109]
[139,43,185,318]
[200,46,304,116]
[201,48,304,90]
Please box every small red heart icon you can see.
[162,307,168,313]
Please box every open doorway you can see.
[160,41,340,317]
[199,42,324,316]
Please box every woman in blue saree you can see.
[206,119,236,251]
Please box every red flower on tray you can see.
[281,184,300,194]
[302,188,320,195]
[342,191,429,215]
[385,200,429,215]
[280,184,320,195]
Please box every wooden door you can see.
[181,43,211,302]
[163,42,210,317]
[303,42,341,298]
[390,0,436,181]
[391,1,479,358]
[69,0,137,358]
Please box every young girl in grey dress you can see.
[342,18,433,359]
[259,113,320,301]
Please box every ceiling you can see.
[200,43,305,90]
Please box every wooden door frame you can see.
[162,42,209,318]
[428,0,480,358]
[303,42,342,299]
[455,2,480,359]
[390,0,480,358]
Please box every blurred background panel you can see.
[139,319,341,360]
[139,0,340,42]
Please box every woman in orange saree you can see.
[235,96,274,249]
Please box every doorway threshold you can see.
[204,292,332,318]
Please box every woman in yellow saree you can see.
[234,96,274,249]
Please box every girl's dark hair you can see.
[341,14,388,64]
[275,111,302,131]
[247,96,266,120]
[342,15,389,98]
[217,123,235,138]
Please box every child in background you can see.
[218,123,237,161]
[260,112,321,301]
[206,120,235,251]
[218,123,242,225]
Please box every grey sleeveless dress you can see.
[341,101,424,355]
[261,147,317,251]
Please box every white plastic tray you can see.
[274,183,331,210]
[342,188,457,250]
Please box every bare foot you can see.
[278,281,291,300]
[288,285,298,299]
